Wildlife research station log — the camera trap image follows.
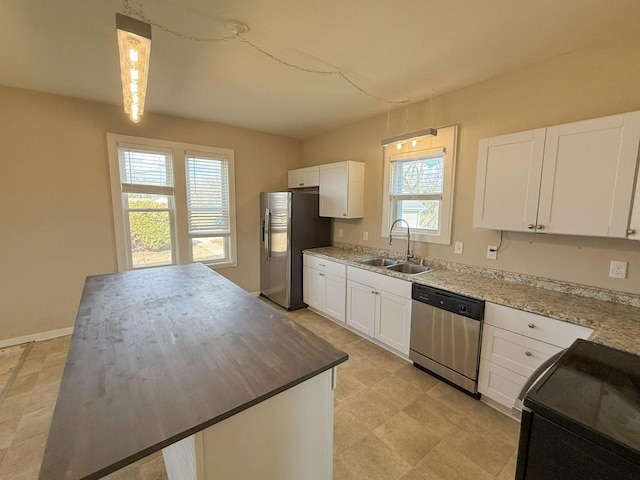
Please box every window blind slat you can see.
[390,155,444,196]
[118,148,174,189]
[186,155,230,235]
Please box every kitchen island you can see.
[39,264,347,480]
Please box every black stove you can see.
[516,339,640,480]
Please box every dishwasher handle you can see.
[512,349,566,416]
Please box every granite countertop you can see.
[39,264,347,480]
[304,246,640,357]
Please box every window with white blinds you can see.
[107,134,237,270]
[381,126,457,245]
[186,153,232,263]
[390,150,445,233]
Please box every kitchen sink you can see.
[359,257,400,267]
[386,263,431,275]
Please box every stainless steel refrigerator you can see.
[260,192,331,310]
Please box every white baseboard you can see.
[0,327,74,349]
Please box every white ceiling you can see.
[1,0,639,138]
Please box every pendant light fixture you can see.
[116,13,151,123]
[381,127,438,148]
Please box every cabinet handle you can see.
[525,351,532,357]
[319,263,326,267]
[536,225,544,230]
[527,224,535,230]
[299,183,304,186]
[528,323,535,329]
[319,273,325,277]
[628,229,636,235]
[343,213,347,217]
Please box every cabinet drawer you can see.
[485,302,592,348]
[303,255,345,277]
[478,359,527,409]
[481,324,562,378]
[346,266,411,299]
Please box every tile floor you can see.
[0,307,518,479]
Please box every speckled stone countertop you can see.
[304,245,640,357]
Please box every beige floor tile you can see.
[337,433,412,480]
[344,360,392,387]
[340,389,399,430]
[13,407,53,444]
[35,364,65,387]
[334,371,368,403]
[42,350,68,369]
[333,455,357,480]
[369,348,410,372]
[371,375,423,409]
[374,411,443,466]
[425,382,479,416]
[0,344,27,390]
[326,327,362,347]
[442,423,516,476]
[497,450,518,480]
[401,465,446,480]
[466,403,520,447]
[402,394,461,436]
[333,407,370,455]
[393,364,440,392]
[416,441,494,480]
[4,372,39,398]
[348,338,387,358]
[0,432,47,480]
[0,392,30,424]
[0,447,7,466]
[23,382,60,416]
[0,417,20,450]
[135,452,169,480]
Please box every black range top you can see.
[524,339,640,464]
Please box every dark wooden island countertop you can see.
[39,264,348,480]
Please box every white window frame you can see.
[381,124,458,245]
[107,134,237,271]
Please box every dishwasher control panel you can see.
[412,284,484,320]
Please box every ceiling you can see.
[1,0,639,138]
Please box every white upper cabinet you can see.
[474,110,640,238]
[319,161,365,218]
[474,129,546,231]
[288,166,320,188]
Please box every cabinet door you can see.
[376,290,411,354]
[346,280,376,336]
[288,170,305,189]
[303,267,324,311]
[319,163,348,218]
[303,167,320,187]
[473,129,545,231]
[478,359,527,409]
[537,111,640,237]
[324,273,346,323]
[629,176,640,240]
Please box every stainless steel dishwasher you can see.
[410,284,484,396]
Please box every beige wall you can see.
[303,34,640,295]
[0,86,302,342]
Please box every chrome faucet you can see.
[389,219,413,262]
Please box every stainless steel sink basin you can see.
[386,263,431,275]
[359,257,400,267]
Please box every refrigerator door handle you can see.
[264,208,271,259]
[512,349,566,416]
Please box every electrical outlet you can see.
[363,231,368,241]
[338,228,343,238]
[487,246,497,260]
[609,260,627,279]
[454,242,464,255]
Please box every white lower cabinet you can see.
[303,255,346,322]
[346,267,412,355]
[478,302,593,410]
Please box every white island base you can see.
[162,368,336,480]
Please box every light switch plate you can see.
[454,242,463,254]
[487,246,497,260]
[609,260,627,279]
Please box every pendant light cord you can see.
[122,0,410,106]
